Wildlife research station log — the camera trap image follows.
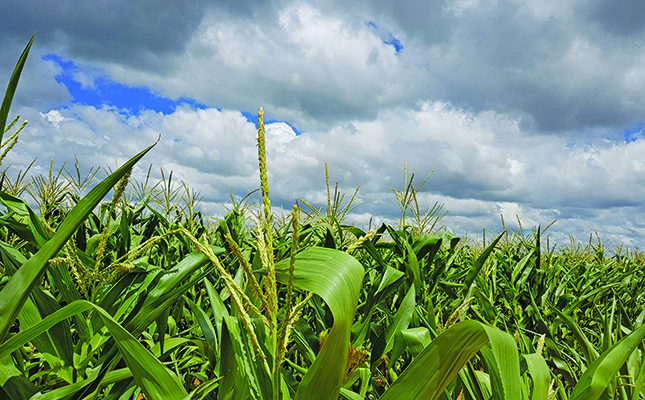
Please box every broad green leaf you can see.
[0,301,94,360]
[380,320,521,400]
[0,239,27,274]
[18,297,62,364]
[390,327,432,365]
[411,233,443,264]
[219,319,244,400]
[184,375,223,400]
[523,353,550,400]
[31,287,74,368]
[0,141,156,343]
[550,303,599,365]
[17,289,75,383]
[66,258,220,398]
[511,251,533,285]
[481,347,504,400]
[480,325,523,400]
[73,255,220,400]
[0,191,50,250]
[375,266,405,296]
[222,315,273,400]
[402,240,422,296]
[372,284,415,364]
[0,354,38,399]
[125,252,212,336]
[461,365,491,400]
[147,250,222,303]
[339,387,363,400]
[570,323,645,400]
[28,366,133,400]
[185,295,218,355]
[0,300,187,399]
[274,247,364,400]
[204,277,229,341]
[92,303,187,399]
[352,266,404,347]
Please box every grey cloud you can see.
[357,0,453,44]
[5,0,645,135]
[0,0,208,71]
[5,0,645,248]
[584,0,645,36]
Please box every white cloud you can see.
[95,2,427,130]
[4,0,645,248]
[6,95,645,247]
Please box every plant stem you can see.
[256,107,281,399]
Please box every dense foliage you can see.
[1,34,645,400]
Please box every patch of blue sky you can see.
[241,111,303,136]
[384,36,403,53]
[42,54,205,114]
[366,21,403,54]
[624,123,643,143]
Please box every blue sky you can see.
[42,54,206,114]
[43,53,308,136]
[624,124,643,143]
[3,0,645,248]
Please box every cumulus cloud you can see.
[5,97,645,247]
[3,0,645,247]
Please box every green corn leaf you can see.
[0,301,93,360]
[155,308,170,357]
[482,325,523,400]
[18,297,60,359]
[185,295,218,355]
[570,323,645,400]
[549,303,599,365]
[462,232,504,297]
[92,303,187,399]
[0,354,39,399]
[481,347,504,400]
[0,32,34,140]
[411,233,443,263]
[351,266,404,347]
[219,318,243,400]
[0,239,27,275]
[464,364,491,400]
[401,240,422,296]
[28,367,133,400]
[125,252,212,336]
[376,266,405,296]
[31,287,74,368]
[522,353,550,400]
[78,254,220,399]
[274,247,364,400]
[222,315,273,400]
[0,141,156,343]
[389,327,432,365]
[0,191,51,250]
[0,300,187,398]
[204,277,229,341]
[380,320,522,400]
[372,283,416,364]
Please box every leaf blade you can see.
[0,141,156,342]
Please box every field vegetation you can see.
[1,34,645,400]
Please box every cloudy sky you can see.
[2,0,645,248]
